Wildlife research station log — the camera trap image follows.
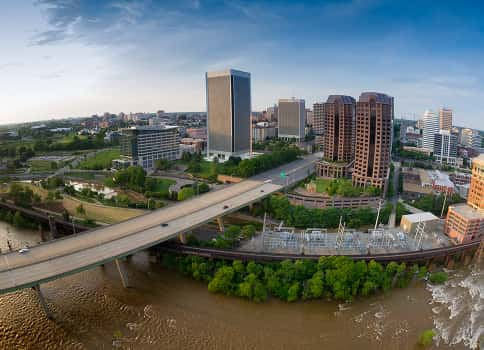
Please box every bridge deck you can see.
[0,180,281,294]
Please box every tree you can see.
[12,211,26,228]
[76,204,86,215]
[177,187,195,201]
[241,225,256,239]
[154,159,172,170]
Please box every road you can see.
[252,152,321,186]
[0,180,282,294]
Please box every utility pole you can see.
[440,190,449,218]
[374,199,383,230]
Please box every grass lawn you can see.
[313,178,333,193]
[78,149,120,170]
[63,196,146,224]
[150,178,176,193]
[28,159,58,172]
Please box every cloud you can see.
[0,62,23,70]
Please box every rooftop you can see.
[449,203,484,220]
[326,95,356,104]
[402,212,439,223]
[206,69,250,79]
[358,92,393,104]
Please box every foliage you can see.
[154,159,173,170]
[0,209,37,229]
[112,166,146,192]
[410,193,464,217]
[429,271,448,284]
[262,195,389,229]
[177,187,195,201]
[163,254,418,303]
[7,183,41,207]
[418,329,436,347]
[312,178,381,197]
[76,204,86,215]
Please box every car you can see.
[18,248,29,254]
[264,179,272,183]
[260,189,265,193]
[161,223,169,227]
[223,205,229,209]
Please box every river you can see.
[0,222,482,349]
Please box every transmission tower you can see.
[414,221,426,250]
[336,216,346,249]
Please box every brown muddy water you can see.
[0,222,481,349]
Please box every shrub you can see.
[418,329,435,347]
[429,271,448,284]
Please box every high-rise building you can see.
[316,95,355,178]
[306,109,313,126]
[460,128,482,149]
[433,130,457,165]
[206,69,251,160]
[278,98,306,141]
[266,105,278,123]
[445,154,484,243]
[322,95,355,162]
[352,92,394,190]
[114,125,179,170]
[312,102,324,136]
[421,110,440,151]
[439,108,452,131]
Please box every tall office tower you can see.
[439,107,453,131]
[316,95,355,178]
[278,98,306,141]
[352,92,394,190]
[421,110,440,150]
[433,130,458,165]
[206,69,251,161]
[312,103,324,135]
[445,154,484,243]
[306,109,313,126]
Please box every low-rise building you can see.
[114,125,179,170]
[180,138,206,153]
[252,122,276,142]
[400,212,440,235]
[445,204,484,243]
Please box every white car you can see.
[18,248,30,254]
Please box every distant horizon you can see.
[2,1,484,129]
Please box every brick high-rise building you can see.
[445,154,484,243]
[352,92,394,189]
[322,95,355,162]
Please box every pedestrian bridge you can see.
[0,180,281,295]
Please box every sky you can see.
[1,0,484,129]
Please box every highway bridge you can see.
[0,180,282,296]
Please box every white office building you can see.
[421,110,440,151]
[434,130,458,165]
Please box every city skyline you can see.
[2,1,484,129]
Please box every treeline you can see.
[222,146,302,178]
[6,183,41,207]
[162,254,426,303]
[410,193,464,217]
[256,195,391,229]
[0,209,37,229]
[33,134,107,152]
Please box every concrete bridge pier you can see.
[178,232,187,244]
[216,217,225,233]
[33,285,53,320]
[445,255,455,269]
[115,259,130,288]
[47,215,57,241]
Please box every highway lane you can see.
[0,180,282,294]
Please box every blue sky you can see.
[1,0,484,129]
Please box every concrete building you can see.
[400,212,440,236]
[186,127,207,140]
[278,98,306,141]
[206,69,251,161]
[352,92,393,189]
[468,154,484,210]
[306,109,313,126]
[115,125,179,170]
[460,128,482,149]
[445,154,484,243]
[252,122,276,142]
[433,130,457,165]
[421,110,439,151]
[439,108,452,131]
[266,105,278,122]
